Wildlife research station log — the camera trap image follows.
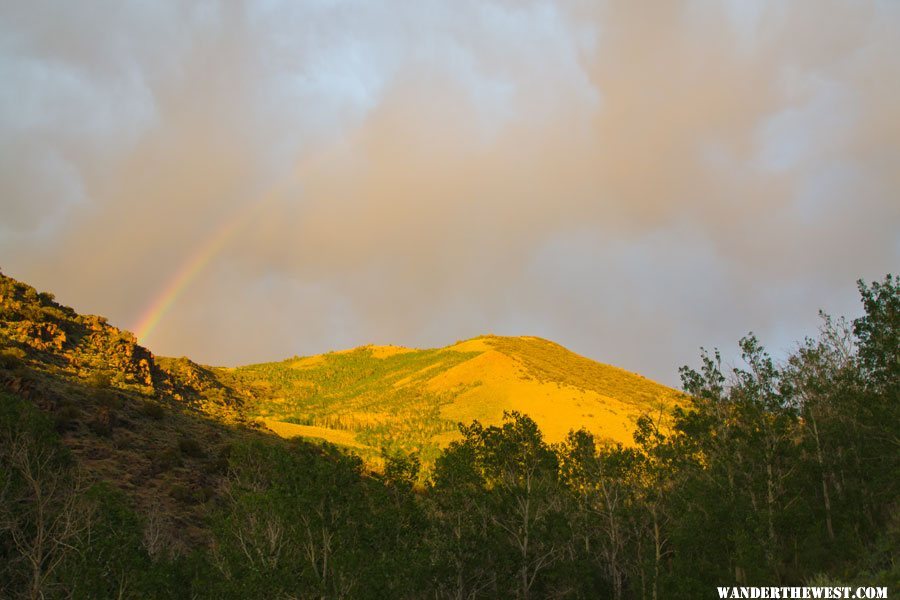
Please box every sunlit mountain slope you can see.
[0,268,682,472]
[222,335,682,463]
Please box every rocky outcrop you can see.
[0,272,158,390]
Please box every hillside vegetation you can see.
[226,336,681,465]
[1,269,896,598]
[0,272,263,553]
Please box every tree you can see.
[854,275,899,393]
[427,440,496,599]
[558,429,639,600]
[453,412,567,600]
[0,395,95,600]
[785,314,856,544]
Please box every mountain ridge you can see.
[0,268,681,470]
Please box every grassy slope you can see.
[221,335,683,464]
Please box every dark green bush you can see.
[95,388,121,409]
[88,406,116,437]
[54,405,81,432]
[151,447,182,472]
[0,346,26,369]
[177,436,204,458]
[86,371,112,389]
[141,401,166,420]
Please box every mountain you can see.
[0,267,678,550]
[223,336,682,464]
[0,270,681,470]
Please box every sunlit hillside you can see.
[221,335,683,464]
[0,267,680,474]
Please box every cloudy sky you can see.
[1,1,898,385]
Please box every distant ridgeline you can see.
[0,268,896,598]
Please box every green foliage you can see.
[204,438,426,599]
[87,371,113,389]
[140,400,166,420]
[0,394,90,597]
[58,483,150,599]
[0,392,202,599]
[855,274,899,388]
[0,395,165,598]
[381,447,421,490]
[0,346,26,369]
[177,436,205,458]
[427,412,573,599]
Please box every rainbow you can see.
[132,193,275,345]
[132,150,323,347]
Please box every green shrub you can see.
[177,436,204,458]
[95,388,121,410]
[86,371,112,389]
[169,483,206,505]
[151,447,182,472]
[141,401,166,420]
[40,305,66,322]
[0,346,26,369]
[54,405,81,432]
[88,406,116,437]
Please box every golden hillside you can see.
[224,335,682,463]
[0,267,681,471]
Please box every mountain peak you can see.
[229,333,682,463]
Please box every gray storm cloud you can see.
[1,0,898,385]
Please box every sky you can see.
[1,1,898,386]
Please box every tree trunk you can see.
[652,508,661,600]
[811,417,835,541]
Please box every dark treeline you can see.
[1,275,897,599]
